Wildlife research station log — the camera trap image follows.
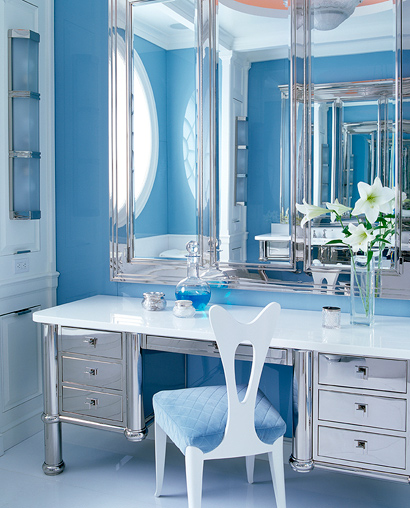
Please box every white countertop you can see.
[254,233,291,241]
[33,295,410,360]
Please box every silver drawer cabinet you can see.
[313,353,409,481]
[58,327,126,426]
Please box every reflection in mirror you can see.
[110,0,410,298]
[131,0,197,260]
[216,0,295,272]
[306,0,399,280]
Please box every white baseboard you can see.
[1,411,43,453]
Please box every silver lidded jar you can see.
[322,306,341,329]
[173,299,195,318]
[141,292,167,311]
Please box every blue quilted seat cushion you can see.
[153,385,286,455]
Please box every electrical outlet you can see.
[15,258,29,274]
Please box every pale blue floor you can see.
[0,425,408,508]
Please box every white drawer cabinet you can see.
[318,390,407,432]
[317,426,406,470]
[314,353,410,480]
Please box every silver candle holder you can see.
[322,306,341,329]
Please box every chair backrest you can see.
[208,302,281,458]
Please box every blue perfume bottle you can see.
[175,241,211,310]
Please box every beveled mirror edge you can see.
[109,0,410,299]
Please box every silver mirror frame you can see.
[109,0,410,298]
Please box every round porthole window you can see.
[132,50,159,219]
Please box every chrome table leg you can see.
[289,349,314,472]
[125,333,147,441]
[42,324,65,475]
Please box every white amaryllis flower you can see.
[344,223,374,253]
[326,199,351,222]
[352,177,395,223]
[296,199,327,227]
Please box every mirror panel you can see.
[131,0,198,261]
[110,0,410,298]
[216,0,296,273]
[306,0,399,277]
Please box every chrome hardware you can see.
[86,398,99,407]
[356,365,369,379]
[85,368,98,376]
[84,337,98,347]
[355,440,367,450]
[355,403,367,414]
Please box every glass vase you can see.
[350,254,375,326]
[175,241,211,311]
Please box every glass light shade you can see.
[12,97,40,151]
[236,118,248,146]
[10,36,39,92]
[236,149,248,175]
[11,157,41,219]
[312,0,363,31]
[235,175,247,205]
[8,29,41,220]
[284,0,363,31]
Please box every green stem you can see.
[349,247,369,317]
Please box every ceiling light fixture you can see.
[284,0,363,31]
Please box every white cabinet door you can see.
[0,306,43,454]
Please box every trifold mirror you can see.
[109,0,410,299]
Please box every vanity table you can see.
[33,296,410,483]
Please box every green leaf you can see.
[367,250,373,264]
[325,239,343,245]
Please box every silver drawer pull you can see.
[355,403,367,414]
[356,365,369,379]
[84,337,98,347]
[355,440,367,450]
[86,398,99,407]
[85,368,98,376]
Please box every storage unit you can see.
[313,352,409,481]
[58,327,127,428]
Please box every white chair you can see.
[153,302,286,508]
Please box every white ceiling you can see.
[131,0,400,60]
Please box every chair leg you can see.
[154,421,167,497]
[185,446,204,508]
[268,437,286,508]
[245,455,255,484]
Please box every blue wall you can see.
[132,39,197,238]
[54,1,410,438]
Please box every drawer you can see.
[318,390,407,432]
[317,426,406,470]
[61,387,123,422]
[146,335,288,365]
[62,356,123,391]
[61,327,122,359]
[318,354,407,393]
